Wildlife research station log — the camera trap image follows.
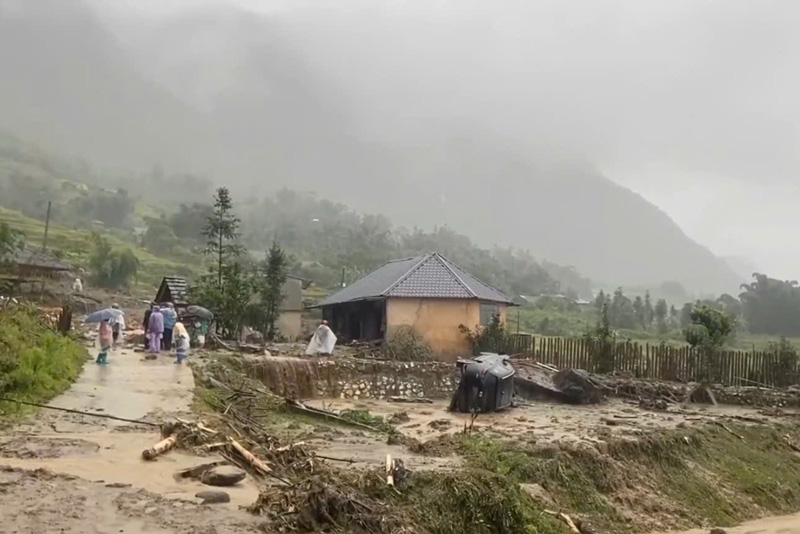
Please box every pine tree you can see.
[644,291,654,326]
[654,299,669,333]
[202,187,244,286]
[259,241,288,340]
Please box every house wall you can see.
[277,310,302,341]
[385,298,508,360]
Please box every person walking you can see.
[143,305,153,351]
[110,303,125,348]
[96,319,113,364]
[305,320,337,356]
[147,306,164,354]
[173,321,190,364]
[161,303,177,351]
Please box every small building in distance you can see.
[276,275,310,341]
[154,276,189,306]
[7,249,71,279]
[314,253,515,360]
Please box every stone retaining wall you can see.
[244,355,458,400]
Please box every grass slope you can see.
[0,307,86,421]
[0,207,197,291]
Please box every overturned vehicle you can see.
[450,353,516,413]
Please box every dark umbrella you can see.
[83,308,124,324]
[184,305,214,321]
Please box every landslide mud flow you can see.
[0,343,262,534]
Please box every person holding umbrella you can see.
[96,319,113,364]
[83,308,124,364]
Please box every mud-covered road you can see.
[0,343,263,534]
[665,513,800,534]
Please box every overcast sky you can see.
[90,0,800,279]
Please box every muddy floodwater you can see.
[662,512,800,534]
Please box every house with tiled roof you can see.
[314,253,515,359]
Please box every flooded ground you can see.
[661,512,800,534]
[305,395,781,450]
[0,341,263,534]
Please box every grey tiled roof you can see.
[315,253,513,307]
[11,249,71,271]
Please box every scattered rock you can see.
[104,482,131,488]
[196,490,230,504]
[388,411,411,425]
[709,529,727,534]
[428,419,452,431]
[200,466,247,487]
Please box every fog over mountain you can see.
[3,0,798,291]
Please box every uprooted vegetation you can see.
[189,355,800,534]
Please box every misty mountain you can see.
[0,1,742,293]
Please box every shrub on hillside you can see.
[0,307,85,413]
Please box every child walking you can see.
[173,321,190,364]
[97,319,113,364]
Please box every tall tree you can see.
[633,296,645,328]
[644,291,654,326]
[609,288,635,329]
[0,223,24,264]
[739,273,800,336]
[202,187,244,286]
[594,290,607,310]
[654,298,668,333]
[259,241,289,340]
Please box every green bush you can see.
[383,325,433,361]
[0,307,86,414]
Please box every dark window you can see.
[480,303,500,326]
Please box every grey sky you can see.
[90,0,800,278]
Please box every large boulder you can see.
[552,369,604,404]
[200,466,247,487]
[196,490,231,504]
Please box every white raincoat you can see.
[305,324,337,355]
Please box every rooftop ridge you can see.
[381,253,430,295]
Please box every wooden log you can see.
[228,437,272,474]
[386,454,394,486]
[142,435,177,460]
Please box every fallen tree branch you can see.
[0,397,159,427]
[714,421,745,441]
[228,437,272,474]
[284,399,381,432]
[142,435,177,460]
[543,510,580,533]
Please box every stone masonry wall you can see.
[244,355,458,400]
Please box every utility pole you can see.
[42,201,52,251]
[341,267,346,288]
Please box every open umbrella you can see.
[83,308,124,324]
[184,305,214,321]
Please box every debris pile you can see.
[552,368,606,404]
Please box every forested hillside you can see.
[0,1,742,294]
[0,133,591,298]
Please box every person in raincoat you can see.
[161,303,177,350]
[173,321,190,364]
[97,319,113,364]
[110,303,125,348]
[305,320,337,356]
[147,306,164,354]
